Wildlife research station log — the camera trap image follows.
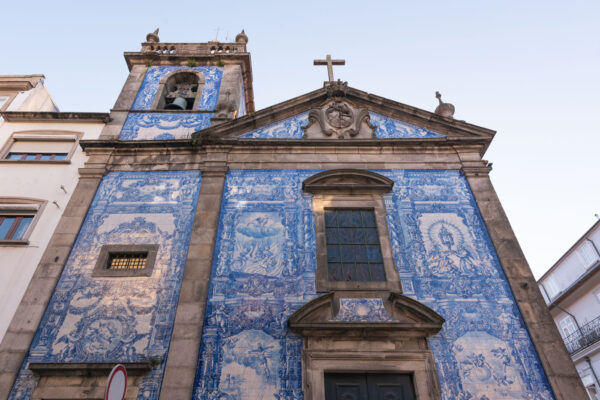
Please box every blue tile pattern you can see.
[332,298,394,322]
[378,170,553,399]
[369,112,445,138]
[235,111,445,139]
[192,169,553,400]
[9,171,201,400]
[237,112,309,139]
[193,170,319,400]
[119,112,213,140]
[132,66,223,110]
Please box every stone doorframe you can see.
[288,292,444,400]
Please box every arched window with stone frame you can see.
[152,69,205,111]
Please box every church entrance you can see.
[324,373,416,400]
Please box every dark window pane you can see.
[337,210,362,227]
[327,245,341,262]
[324,210,337,227]
[325,227,339,244]
[338,228,361,244]
[364,228,379,244]
[13,217,33,239]
[355,263,371,281]
[328,263,343,281]
[342,263,356,281]
[370,264,386,281]
[353,245,369,262]
[340,245,356,262]
[0,217,15,239]
[25,154,37,160]
[367,245,383,262]
[7,153,22,160]
[361,210,377,227]
[39,154,52,160]
[54,154,68,160]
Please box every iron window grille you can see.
[325,209,385,282]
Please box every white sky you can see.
[2,1,598,278]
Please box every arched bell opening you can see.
[152,70,205,111]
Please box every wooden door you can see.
[324,373,416,400]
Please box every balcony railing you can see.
[564,316,600,355]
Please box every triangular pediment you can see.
[288,292,444,337]
[193,84,495,148]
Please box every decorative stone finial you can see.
[434,91,455,118]
[326,80,348,98]
[235,29,248,44]
[146,28,160,43]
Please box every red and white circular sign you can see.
[105,364,127,400]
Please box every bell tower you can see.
[99,29,254,140]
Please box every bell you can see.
[165,97,188,110]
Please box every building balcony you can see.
[565,316,600,355]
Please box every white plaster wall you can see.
[0,120,104,342]
[5,82,58,113]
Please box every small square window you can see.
[107,252,148,270]
[92,244,158,277]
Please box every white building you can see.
[538,219,600,399]
[0,75,108,342]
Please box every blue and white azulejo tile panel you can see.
[369,112,445,138]
[9,171,201,400]
[193,170,320,400]
[235,111,444,139]
[379,170,553,399]
[132,66,223,110]
[237,112,309,139]
[193,168,554,400]
[332,298,394,322]
[119,112,213,140]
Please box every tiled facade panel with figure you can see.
[9,171,201,400]
[193,169,554,400]
[193,170,319,400]
[379,170,554,400]
[120,66,223,140]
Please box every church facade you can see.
[0,31,585,400]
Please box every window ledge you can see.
[0,160,71,164]
[28,362,153,376]
[0,239,29,246]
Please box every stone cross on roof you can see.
[313,54,345,82]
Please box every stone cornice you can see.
[79,137,488,150]
[0,111,110,123]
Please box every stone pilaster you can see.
[159,155,228,399]
[462,167,588,399]
[99,64,148,140]
[0,168,104,399]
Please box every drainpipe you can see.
[555,303,582,331]
[586,357,600,394]
[586,238,600,259]
[540,283,582,330]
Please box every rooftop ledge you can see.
[28,362,153,376]
[0,111,111,123]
